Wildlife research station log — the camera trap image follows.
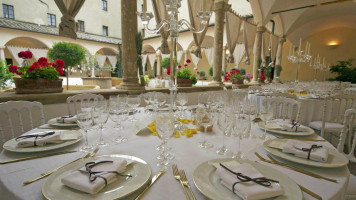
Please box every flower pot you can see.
[177,78,193,87]
[232,78,243,85]
[14,78,63,94]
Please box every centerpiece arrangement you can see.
[167,59,197,87]
[9,51,65,94]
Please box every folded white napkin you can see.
[216,163,284,200]
[48,115,77,124]
[61,158,128,194]
[269,119,309,132]
[16,131,64,148]
[282,140,328,162]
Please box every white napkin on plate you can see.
[268,119,309,132]
[216,163,284,200]
[282,139,328,162]
[61,158,128,194]
[48,115,77,124]
[16,131,64,148]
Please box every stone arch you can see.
[5,36,49,49]
[142,44,156,54]
[187,35,214,50]
[95,47,118,56]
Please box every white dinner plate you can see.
[193,158,302,200]
[258,122,315,136]
[42,154,152,200]
[48,120,79,128]
[3,130,82,153]
[263,139,349,168]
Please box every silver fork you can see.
[180,170,196,200]
[172,164,191,200]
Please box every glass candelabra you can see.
[287,49,312,82]
[137,0,211,108]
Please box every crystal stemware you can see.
[127,95,140,121]
[260,108,273,140]
[92,100,109,147]
[154,109,175,168]
[196,107,214,149]
[176,92,188,118]
[216,111,231,155]
[232,113,250,159]
[76,101,94,152]
[109,100,129,143]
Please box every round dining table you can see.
[0,108,350,200]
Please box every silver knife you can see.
[135,170,165,200]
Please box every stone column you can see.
[209,0,230,86]
[0,46,5,65]
[250,26,266,85]
[273,36,286,83]
[117,0,144,90]
[156,51,161,76]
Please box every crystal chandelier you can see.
[287,39,312,82]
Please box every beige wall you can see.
[280,27,356,82]
[0,0,122,38]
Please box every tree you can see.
[48,42,85,89]
[330,59,356,83]
[115,45,123,78]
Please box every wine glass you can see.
[198,93,209,107]
[109,99,129,143]
[176,92,188,118]
[127,95,140,121]
[154,109,175,168]
[196,107,214,149]
[260,107,274,140]
[155,92,168,109]
[216,110,232,155]
[92,100,109,147]
[232,113,250,159]
[76,101,94,152]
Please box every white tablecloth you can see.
[0,109,350,200]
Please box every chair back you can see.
[262,97,301,121]
[265,92,297,99]
[248,86,262,93]
[344,88,356,95]
[337,108,356,163]
[0,101,45,148]
[66,93,105,115]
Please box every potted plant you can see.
[275,65,282,82]
[167,59,197,87]
[198,70,207,80]
[9,51,65,94]
[224,68,244,84]
[0,60,13,90]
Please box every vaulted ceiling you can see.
[249,0,356,44]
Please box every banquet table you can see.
[0,109,350,200]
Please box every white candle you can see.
[143,0,147,12]
[299,38,302,52]
[292,45,294,56]
[305,41,308,54]
[308,43,311,54]
[289,44,291,56]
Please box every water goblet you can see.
[127,95,140,121]
[76,102,94,152]
[216,111,232,155]
[260,108,274,140]
[110,106,129,143]
[232,113,250,159]
[92,100,109,147]
[196,107,214,149]
[176,92,188,118]
[154,109,175,168]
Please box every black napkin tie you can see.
[294,145,323,160]
[219,163,279,194]
[291,120,300,132]
[15,131,55,146]
[79,161,132,185]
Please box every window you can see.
[78,20,85,32]
[3,4,14,19]
[101,0,107,11]
[47,13,56,26]
[102,26,108,36]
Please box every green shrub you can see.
[209,66,213,76]
[275,65,282,76]
[0,61,12,89]
[199,70,206,77]
[48,41,85,68]
[330,59,356,83]
[160,57,170,69]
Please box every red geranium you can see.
[24,51,33,59]
[166,66,171,75]
[186,59,191,63]
[18,51,33,59]
[9,65,22,75]
[28,62,41,72]
[197,71,199,74]
[178,65,182,69]
[184,64,188,67]
[55,59,65,68]
[38,57,48,67]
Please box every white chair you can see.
[248,86,262,93]
[262,97,301,121]
[66,93,105,115]
[336,108,356,199]
[345,88,356,95]
[309,94,356,148]
[0,101,45,148]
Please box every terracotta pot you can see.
[14,78,63,94]
[231,78,243,85]
[177,78,193,87]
